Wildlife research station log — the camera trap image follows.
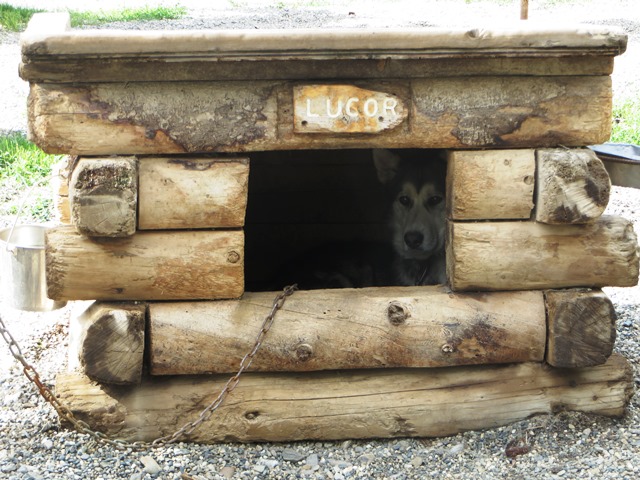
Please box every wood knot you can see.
[387,302,410,325]
[295,343,313,361]
[441,344,454,354]
[227,251,241,263]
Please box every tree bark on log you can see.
[148,286,546,375]
[55,354,634,444]
[27,76,612,155]
[45,226,244,301]
[447,215,639,291]
[69,301,146,385]
[535,148,611,224]
[545,289,617,368]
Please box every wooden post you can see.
[55,354,633,443]
[69,301,146,385]
[521,0,529,20]
[149,287,546,375]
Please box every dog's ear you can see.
[373,149,401,184]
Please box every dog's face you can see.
[374,149,446,261]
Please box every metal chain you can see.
[0,284,298,450]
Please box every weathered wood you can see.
[138,157,249,230]
[21,21,626,60]
[446,149,535,220]
[27,76,612,155]
[55,354,634,443]
[149,287,546,375]
[69,301,146,385]
[45,226,244,301]
[19,56,616,84]
[69,157,137,237]
[545,289,617,368]
[536,148,611,224]
[447,215,639,291]
[51,156,71,224]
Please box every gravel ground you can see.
[1,1,640,479]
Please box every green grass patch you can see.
[0,3,44,32]
[69,5,187,27]
[0,133,61,186]
[0,133,61,223]
[0,3,186,32]
[611,98,640,145]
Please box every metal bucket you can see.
[0,225,67,312]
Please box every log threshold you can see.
[56,354,633,444]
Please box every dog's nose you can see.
[404,231,424,249]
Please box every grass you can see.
[0,3,186,32]
[0,133,61,223]
[0,4,44,31]
[0,133,59,185]
[611,97,640,145]
[68,5,187,28]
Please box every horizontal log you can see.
[446,149,535,220]
[545,289,617,368]
[55,354,633,443]
[69,301,146,385]
[149,287,546,375]
[138,157,249,230]
[69,157,137,237]
[45,226,244,301]
[28,76,612,155]
[536,148,610,224]
[447,215,639,291]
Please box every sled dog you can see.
[373,149,447,285]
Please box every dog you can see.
[268,149,446,290]
[373,149,447,286]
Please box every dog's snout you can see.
[404,231,424,249]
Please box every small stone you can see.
[253,464,266,473]
[411,456,424,467]
[447,443,464,456]
[42,439,54,450]
[306,453,319,466]
[282,448,306,462]
[140,455,162,475]
[219,466,235,479]
[260,458,279,469]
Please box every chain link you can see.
[0,284,298,450]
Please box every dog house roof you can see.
[20,12,626,83]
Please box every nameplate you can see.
[293,85,407,134]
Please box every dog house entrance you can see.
[244,148,447,292]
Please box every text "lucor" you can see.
[305,97,399,119]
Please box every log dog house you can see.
[20,13,638,442]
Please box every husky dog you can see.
[373,149,447,285]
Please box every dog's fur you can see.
[373,149,447,286]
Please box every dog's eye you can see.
[398,195,412,207]
[427,195,443,207]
